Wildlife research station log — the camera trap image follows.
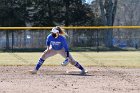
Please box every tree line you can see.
[0,0,98,26]
[0,0,119,49]
[0,0,118,27]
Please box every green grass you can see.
[0,51,140,68]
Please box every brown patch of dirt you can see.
[0,66,140,93]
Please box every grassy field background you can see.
[0,51,140,68]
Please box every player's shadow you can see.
[65,73,94,76]
[43,71,94,76]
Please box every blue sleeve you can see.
[62,37,69,57]
[46,35,50,46]
[62,37,69,52]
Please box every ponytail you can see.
[56,26,68,37]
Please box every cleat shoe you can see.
[29,70,37,74]
[61,58,69,66]
[80,69,88,75]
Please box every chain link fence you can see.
[0,28,140,51]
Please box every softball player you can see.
[30,26,87,75]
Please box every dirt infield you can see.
[0,66,140,93]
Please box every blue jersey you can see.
[46,34,69,52]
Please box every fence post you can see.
[6,30,9,51]
[96,29,99,52]
[12,31,14,52]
